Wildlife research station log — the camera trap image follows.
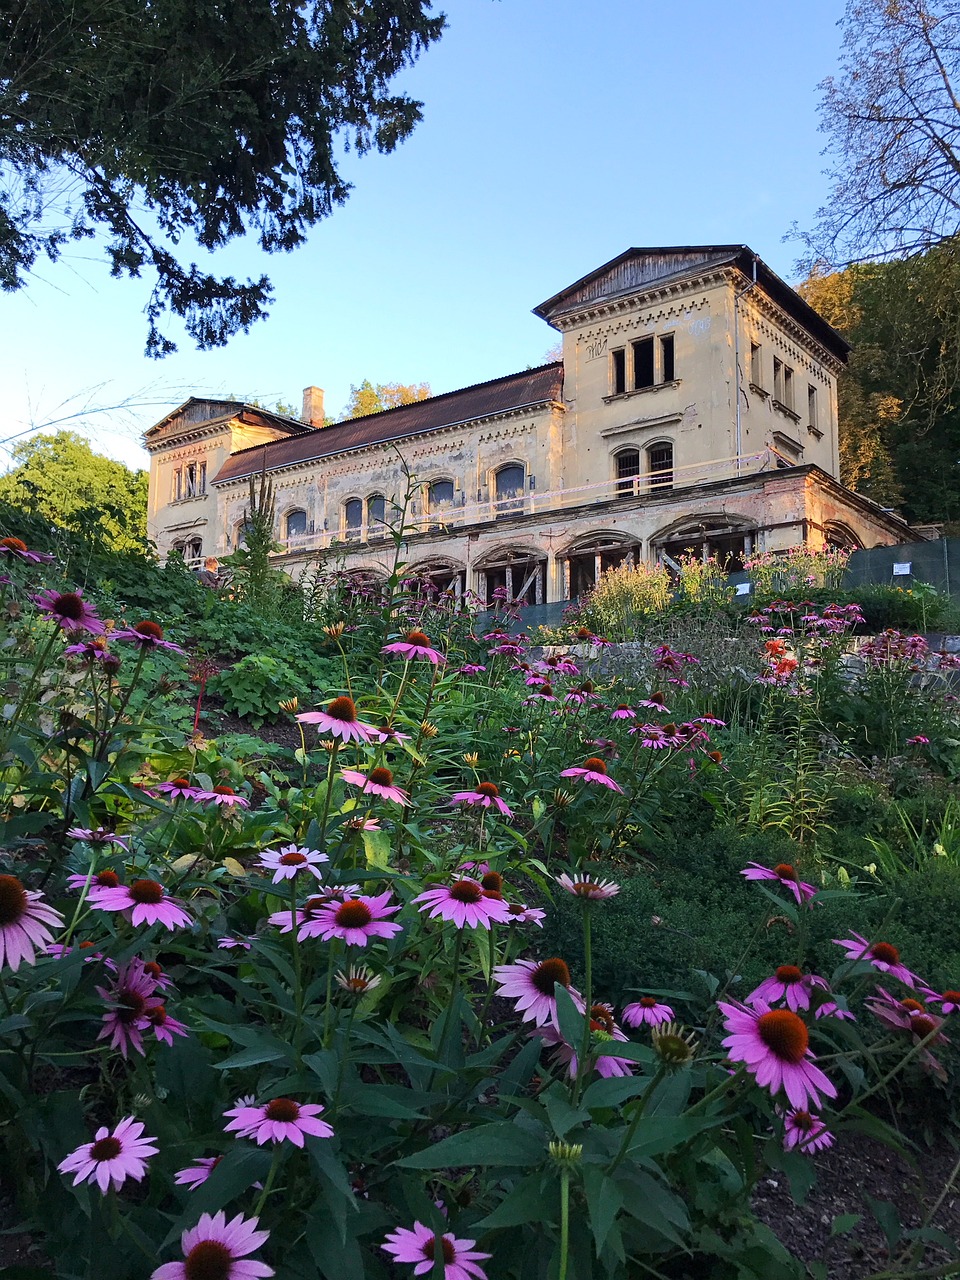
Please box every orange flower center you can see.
[279,851,307,865]
[590,1005,615,1034]
[171,778,192,789]
[0,537,27,552]
[775,965,804,984]
[791,1109,813,1131]
[327,696,357,721]
[423,1237,455,1265]
[581,681,595,694]
[143,961,163,980]
[481,872,503,891]
[213,785,236,796]
[90,1136,122,1161]
[911,1015,938,1039]
[134,620,164,640]
[900,998,924,1013]
[773,863,797,881]
[95,871,120,888]
[147,1005,168,1026]
[576,628,593,639]
[756,1009,809,1064]
[870,942,900,965]
[369,767,394,787]
[583,757,607,774]
[639,996,658,1008]
[449,880,482,903]
[476,782,500,798]
[532,957,571,995]
[264,1098,300,1123]
[943,990,960,1002]
[336,900,373,928]
[52,592,86,621]
[130,879,164,904]
[405,630,431,646]
[184,1239,234,1280]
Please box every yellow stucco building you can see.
[146,246,915,602]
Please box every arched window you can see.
[614,448,641,495]
[344,499,363,540]
[647,442,674,490]
[428,480,455,509]
[494,464,525,515]
[285,509,307,539]
[235,520,253,548]
[367,494,386,535]
[185,537,203,562]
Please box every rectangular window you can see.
[632,337,654,389]
[611,348,626,395]
[185,463,197,498]
[750,342,763,388]
[648,444,674,489]
[783,366,794,411]
[773,358,783,404]
[616,449,641,494]
[173,468,182,501]
[660,334,675,383]
[807,385,818,429]
[198,461,207,495]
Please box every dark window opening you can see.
[611,348,626,395]
[648,443,674,489]
[344,498,362,539]
[615,449,641,494]
[185,463,197,498]
[483,556,545,607]
[286,509,307,539]
[495,465,525,514]
[428,480,455,508]
[198,462,207,495]
[750,342,763,388]
[632,337,654,389]
[368,494,386,533]
[783,366,794,411]
[807,385,817,428]
[567,541,637,597]
[660,334,675,383]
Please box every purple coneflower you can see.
[0,875,64,972]
[413,879,512,930]
[173,1155,222,1189]
[782,1108,834,1154]
[610,704,636,720]
[57,1116,157,1194]
[747,965,830,1013]
[833,933,920,986]
[559,757,623,791]
[96,958,163,1058]
[928,988,960,1014]
[154,777,206,801]
[198,785,250,808]
[718,998,837,1111]
[459,662,487,675]
[223,1097,333,1147]
[382,1221,490,1280]
[150,1210,273,1280]
[335,964,382,996]
[493,957,584,1028]
[32,588,104,635]
[555,872,620,900]
[741,861,817,906]
[382,629,446,664]
[217,936,252,951]
[342,814,382,831]
[622,995,675,1027]
[300,891,403,946]
[0,535,53,562]
[63,638,115,665]
[505,903,546,927]
[113,620,185,653]
[93,878,192,930]
[66,868,123,901]
[534,1007,634,1079]
[66,827,129,849]
[296,696,378,743]
[145,1003,189,1046]
[448,782,513,817]
[340,766,409,805]
[258,844,328,883]
[636,692,670,711]
[814,1000,857,1022]
[906,735,930,745]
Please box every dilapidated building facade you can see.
[145,246,916,603]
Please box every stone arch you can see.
[651,512,757,573]
[406,556,467,599]
[559,529,641,598]
[823,522,864,552]
[474,542,547,606]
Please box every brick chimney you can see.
[301,386,325,428]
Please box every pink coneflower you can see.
[559,757,623,791]
[46,940,105,963]
[833,933,920,986]
[93,879,192,930]
[173,1155,222,1189]
[459,662,487,675]
[96,958,163,1058]
[555,873,620,900]
[145,1003,189,1046]
[198,785,251,808]
[622,995,675,1028]
[747,965,830,1013]
[58,1116,157,1193]
[150,1210,273,1280]
[267,893,336,936]
[370,723,412,745]
[414,880,513,930]
[927,988,960,1015]
[66,868,123,898]
[258,844,328,883]
[782,1108,834,1154]
[814,1000,857,1022]
[741,861,818,906]
[534,1010,634,1079]
[448,782,513,817]
[505,903,546,927]
[493,957,584,1028]
[523,681,556,703]
[295,696,378,743]
[718,999,837,1111]
[32,588,104,635]
[63,638,116,665]
[154,777,205,801]
[382,630,446,664]
[66,827,129,849]
[0,875,64,972]
[0,535,53,562]
[340,766,409,805]
[906,735,930,745]
[223,1097,333,1147]
[636,692,670,712]
[610,704,637,720]
[300,892,403,947]
[382,1221,490,1280]
[217,936,253,951]
[113,620,185,653]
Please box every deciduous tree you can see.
[342,379,431,418]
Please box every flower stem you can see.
[573,902,593,1106]
[605,1064,666,1175]
[253,1147,283,1217]
[557,1166,571,1280]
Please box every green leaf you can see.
[864,1194,902,1249]
[362,828,392,869]
[582,1075,652,1110]
[163,1145,274,1246]
[554,984,585,1051]
[213,1043,290,1070]
[472,1173,551,1231]
[829,1213,861,1238]
[543,1084,589,1141]
[398,1121,546,1169]
[583,1166,623,1253]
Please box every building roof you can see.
[212,363,565,485]
[534,246,850,362]
[145,397,314,442]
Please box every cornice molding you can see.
[146,422,234,453]
[550,269,729,331]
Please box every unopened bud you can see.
[552,788,574,809]
[279,696,299,714]
[548,1141,583,1166]
[650,1021,698,1069]
[323,622,346,639]
[420,721,439,739]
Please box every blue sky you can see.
[3,0,847,472]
